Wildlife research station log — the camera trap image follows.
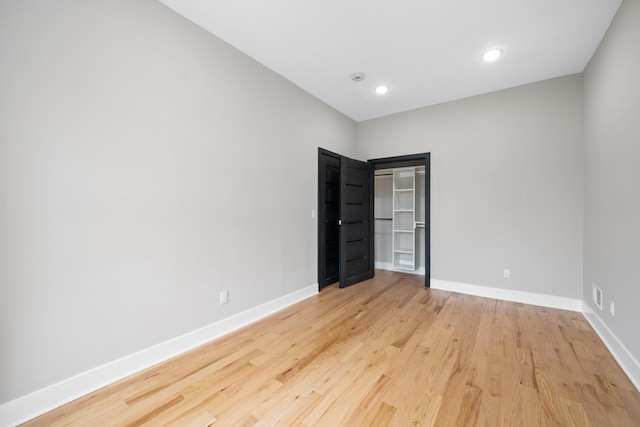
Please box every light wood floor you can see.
[24,270,640,426]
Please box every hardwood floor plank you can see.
[169,411,215,427]
[21,271,640,426]
[209,378,283,426]
[409,391,443,427]
[123,394,184,427]
[341,374,394,426]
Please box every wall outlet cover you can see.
[610,301,615,316]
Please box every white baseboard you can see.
[375,261,426,276]
[582,303,640,393]
[0,284,319,427]
[430,279,583,312]
[4,278,638,426]
[429,279,639,393]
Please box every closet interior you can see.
[374,166,426,275]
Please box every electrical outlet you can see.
[503,269,511,279]
[220,290,228,305]
[610,301,615,316]
[592,284,603,310]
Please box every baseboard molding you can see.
[430,279,583,312]
[4,279,638,425]
[582,303,640,393]
[429,279,639,393]
[0,284,319,427]
[375,261,426,276]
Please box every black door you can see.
[318,150,341,288]
[318,149,374,289]
[339,156,374,287]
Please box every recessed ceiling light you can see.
[375,85,389,95]
[482,49,502,62]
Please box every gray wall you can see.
[583,0,640,360]
[0,0,356,403]
[358,75,584,298]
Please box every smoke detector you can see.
[351,72,365,82]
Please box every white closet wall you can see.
[374,173,393,266]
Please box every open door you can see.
[339,156,374,287]
[318,150,340,289]
[318,149,374,289]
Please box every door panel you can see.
[343,222,369,240]
[339,157,374,287]
[345,258,369,278]
[345,238,368,259]
[343,184,366,203]
[343,203,369,222]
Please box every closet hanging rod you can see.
[375,218,393,221]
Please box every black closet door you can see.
[318,151,340,288]
[339,156,374,287]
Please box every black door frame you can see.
[368,153,431,287]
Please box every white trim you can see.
[430,279,583,312]
[4,278,639,426]
[375,261,425,276]
[428,279,639,393]
[582,303,640,393]
[0,284,319,427]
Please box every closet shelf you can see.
[395,260,414,268]
[394,249,414,254]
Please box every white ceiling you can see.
[158,0,621,122]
